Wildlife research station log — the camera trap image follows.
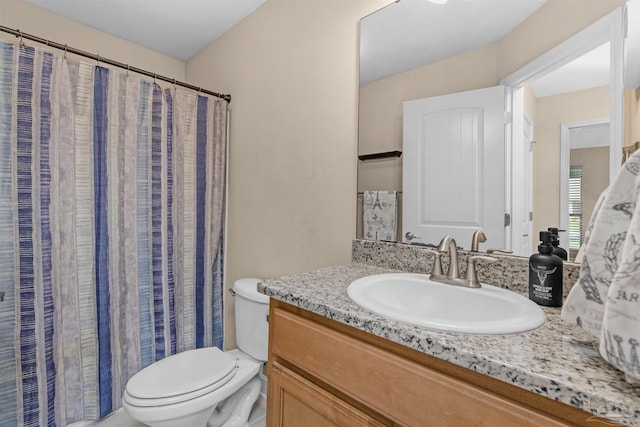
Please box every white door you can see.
[403,86,507,250]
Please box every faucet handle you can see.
[471,230,487,252]
[465,255,497,288]
[486,248,513,254]
[424,249,446,280]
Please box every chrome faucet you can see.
[470,230,486,252]
[465,255,497,288]
[425,235,496,288]
[437,235,460,280]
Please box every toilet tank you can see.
[232,278,270,362]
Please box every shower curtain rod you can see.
[0,25,231,103]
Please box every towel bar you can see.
[358,151,402,161]
[357,191,402,196]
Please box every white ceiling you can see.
[570,123,610,149]
[23,0,267,61]
[360,0,548,85]
[528,42,610,98]
[360,0,611,97]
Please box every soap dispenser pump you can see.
[529,231,563,307]
[547,227,568,260]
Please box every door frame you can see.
[500,6,625,252]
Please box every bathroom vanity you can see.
[269,300,589,426]
[260,240,640,426]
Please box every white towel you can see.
[363,191,397,242]
[562,150,640,380]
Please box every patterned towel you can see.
[363,191,397,242]
[561,150,640,380]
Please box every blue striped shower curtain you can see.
[0,42,227,426]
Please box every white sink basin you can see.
[347,273,545,334]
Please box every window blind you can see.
[568,166,583,259]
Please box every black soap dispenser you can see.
[529,231,563,307]
[547,227,568,260]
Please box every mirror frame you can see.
[500,6,626,251]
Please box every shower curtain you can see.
[0,41,227,426]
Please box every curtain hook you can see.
[153,73,157,84]
[172,78,177,91]
[17,29,24,45]
[126,64,130,77]
[63,44,68,59]
[96,54,100,67]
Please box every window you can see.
[568,166,583,260]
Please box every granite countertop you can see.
[259,261,640,426]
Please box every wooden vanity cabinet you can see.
[269,362,387,426]
[266,299,617,427]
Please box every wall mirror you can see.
[357,0,639,258]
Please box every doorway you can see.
[560,119,610,259]
[501,7,625,254]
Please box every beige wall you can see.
[186,0,390,348]
[0,0,185,79]
[533,86,610,237]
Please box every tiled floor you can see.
[66,394,267,427]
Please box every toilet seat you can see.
[124,347,238,407]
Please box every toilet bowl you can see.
[122,278,269,427]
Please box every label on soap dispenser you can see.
[529,261,563,307]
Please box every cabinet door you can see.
[270,305,572,427]
[268,362,387,427]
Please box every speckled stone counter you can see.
[258,240,640,426]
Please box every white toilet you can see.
[122,278,269,427]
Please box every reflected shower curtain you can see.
[0,42,227,426]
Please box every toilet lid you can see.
[233,278,269,304]
[126,347,237,399]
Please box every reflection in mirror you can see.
[528,42,611,259]
[565,120,610,261]
[357,0,638,259]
